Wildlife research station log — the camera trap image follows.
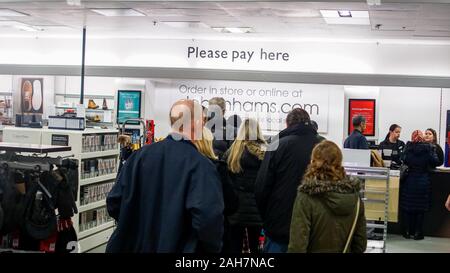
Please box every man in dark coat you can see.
[206,97,230,159]
[344,115,369,150]
[106,99,224,253]
[255,108,321,253]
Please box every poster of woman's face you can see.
[21,78,43,114]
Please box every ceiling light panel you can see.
[320,10,339,18]
[91,8,146,17]
[226,27,254,33]
[0,9,28,17]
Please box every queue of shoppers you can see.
[106,97,371,253]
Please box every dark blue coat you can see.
[400,142,440,212]
[106,134,224,253]
[344,129,369,150]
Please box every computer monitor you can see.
[342,148,371,167]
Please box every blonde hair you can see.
[193,127,218,160]
[209,97,226,114]
[227,118,266,174]
[304,140,346,181]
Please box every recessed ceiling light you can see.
[321,10,369,19]
[320,10,339,18]
[225,27,253,34]
[91,8,146,17]
[0,9,29,17]
[349,11,369,18]
[338,11,352,17]
[162,21,210,29]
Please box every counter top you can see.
[2,126,118,134]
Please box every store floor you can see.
[86,234,450,253]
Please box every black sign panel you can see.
[51,134,69,146]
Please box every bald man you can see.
[106,99,224,253]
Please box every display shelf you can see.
[78,221,115,239]
[79,199,107,213]
[55,93,115,100]
[366,223,387,229]
[80,173,117,186]
[56,106,114,111]
[2,126,119,252]
[78,226,114,253]
[81,149,119,159]
[362,198,386,204]
[86,108,114,112]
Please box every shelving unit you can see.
[345,166,390,253]
[2,127,119,253]
[54,93,116,127]
[80,173,117,186]
[0,92,13,126]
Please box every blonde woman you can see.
[223,118,267,253]
[193,127,239,252]
[288,141,367,253]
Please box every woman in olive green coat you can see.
[288,141,367,253]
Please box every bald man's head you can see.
[170,99,204,140]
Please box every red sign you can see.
[348,99,376,136]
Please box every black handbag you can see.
[400,164,409,181]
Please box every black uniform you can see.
[379,139,406,169]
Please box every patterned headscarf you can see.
[411,130,424,143]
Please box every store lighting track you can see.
[90,8,146,17]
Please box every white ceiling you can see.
[0,1,449,41]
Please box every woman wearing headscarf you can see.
[400,130,440,240]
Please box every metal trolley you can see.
[345,166,390,253]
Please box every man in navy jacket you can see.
[344,115,369,150]
[106,99,224,253]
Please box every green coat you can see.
[288,176,367,253]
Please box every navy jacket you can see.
[344,129,369,150]
[400,142,440,212]
[106,134,224,253]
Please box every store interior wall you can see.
[378,87,443,146]
[1,74,448,148]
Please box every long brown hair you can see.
[426,128,438,144]
[304,140,346,181]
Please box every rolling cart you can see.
[118,119,148,172]
[345,166,390,253]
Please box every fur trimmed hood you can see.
[299,176,361,216]
[245,141,266,160]
[299,176,361,195]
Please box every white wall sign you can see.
[151,80,331,136]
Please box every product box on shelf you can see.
[81,157,117,179]
[80,181,115,206]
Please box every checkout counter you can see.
[343,148,450,239]
[389,168,450,238]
